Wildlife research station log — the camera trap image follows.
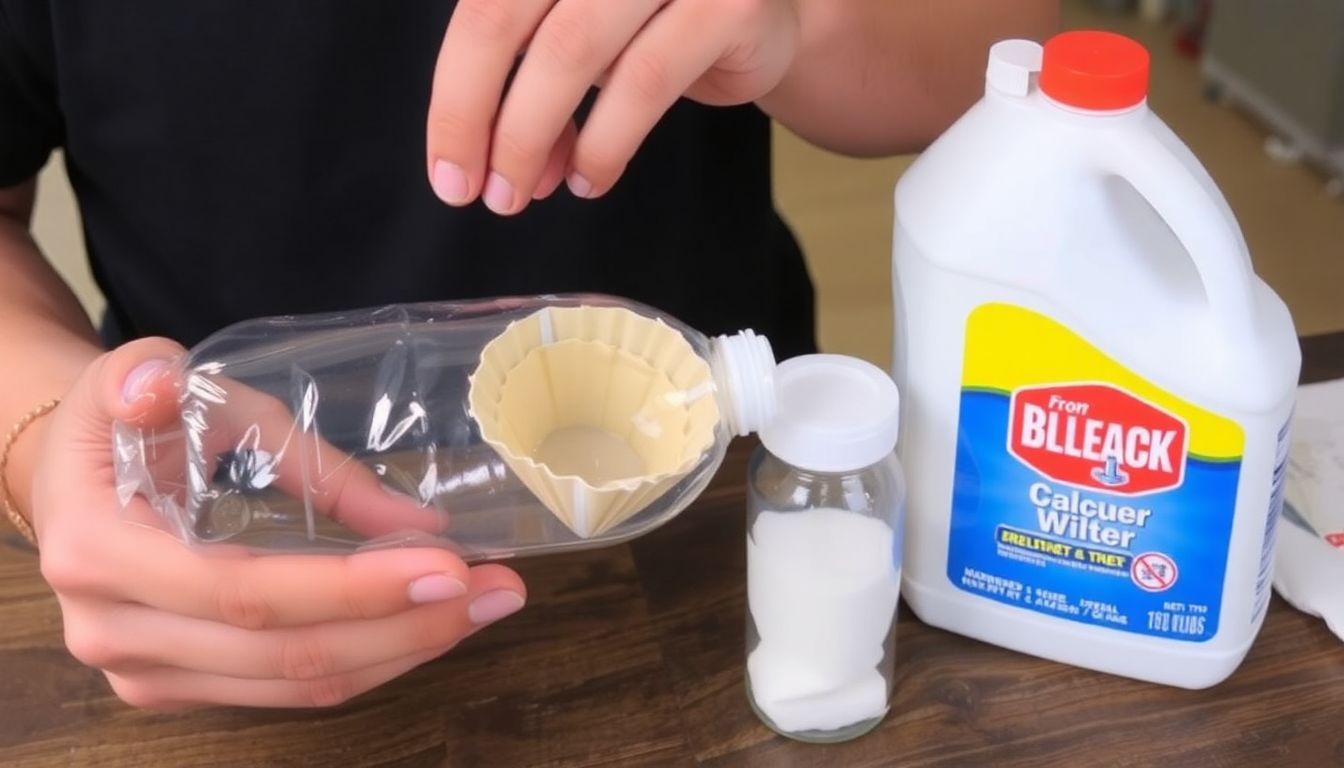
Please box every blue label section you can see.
[948,391,1240,642]
[1253,414,1292,622]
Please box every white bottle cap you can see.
[760,354,900,473]
[986,39,1043,97]
[712,330,777,436]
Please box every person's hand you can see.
[29,338,526,710]
[425,0,800,214]
[162,360,452,542]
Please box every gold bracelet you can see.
[1,399,61,547]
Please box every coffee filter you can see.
[467,306,720,537]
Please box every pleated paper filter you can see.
[467,306,720,538]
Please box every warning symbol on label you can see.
[1131,552,1178,592]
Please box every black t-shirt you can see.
[0,2,817,359]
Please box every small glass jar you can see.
[744,354,905,743]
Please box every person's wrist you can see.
[1,341,101,540]
[2,401,58,543]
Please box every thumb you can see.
[35,337,189,533]
[70,336,187,434]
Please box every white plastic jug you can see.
[891,31,1301,689]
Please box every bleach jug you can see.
[891,31,1300,688]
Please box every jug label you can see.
[1252,415,1291,622]
[947,303,1244,642]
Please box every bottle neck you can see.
[710,330,777,437]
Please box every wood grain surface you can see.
[2,333,1342,767]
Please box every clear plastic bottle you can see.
[744,354,905,743]
[114,293,777,561]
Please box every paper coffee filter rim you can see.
[466,305,720,498]
[472,353,707,494]
[468,364,716,495]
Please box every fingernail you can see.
[408,573,468,603]
[432,160,470,205]
[482,172,515,214]
[468,590,525,624]
[122,360,170,405]
[567,172,593,199]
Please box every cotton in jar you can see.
[744,354,905,743]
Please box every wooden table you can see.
[3,334,1343,767]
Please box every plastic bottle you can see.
[745,354,904,742]
[890,32,1301,688]
[114,293,777,561]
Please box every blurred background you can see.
[31,0,1344,369]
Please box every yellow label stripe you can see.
[961,303,1244,460]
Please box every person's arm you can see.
[759,0,1060,156]
[0,179,102,521]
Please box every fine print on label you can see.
[948,304,1244,643]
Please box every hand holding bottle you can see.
[30,338,526,709]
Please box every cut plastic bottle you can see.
[113,294,776,560]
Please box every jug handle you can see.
[1098,117,1258,343]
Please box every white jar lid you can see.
[759,354,900,473]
